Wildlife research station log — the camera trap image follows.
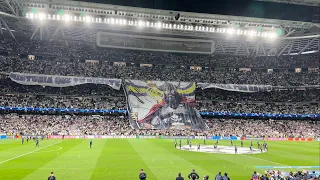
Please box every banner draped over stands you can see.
[9,72,122,90]
[125,80,207,130]
[198,83,273,92]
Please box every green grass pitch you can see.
[0,139,319,180]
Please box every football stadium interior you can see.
[0,0,319,179]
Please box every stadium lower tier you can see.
[0,115,318,138]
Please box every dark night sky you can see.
[75,0,315,22]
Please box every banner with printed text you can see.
[125,80,207,130]
[198,83,272,92]
[9,72,122,90]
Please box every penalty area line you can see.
[0,141,62,165]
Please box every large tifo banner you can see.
[9,72,122,90]
[198,83,272,92]
[125,80,207,130]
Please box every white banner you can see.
[9,72,122,90]
[198,83,272,92]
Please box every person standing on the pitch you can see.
[215,172,223,180]
[62,135,65,140]
[174,139,177,148]
[27,137,29,143]
[176,172,184,180]
[22,137,24,145]
[223,173,230,180]
[139,169,147,180]
[188,169,199,180]
[204,137,206,145]
[241,140,243,147]
[230,140,233,146]
[35,138,39,147]
[197,143,200,151]
[90,140,92,149]
[48,172,56,180]
[189,141,192,150]
[179,140,182,149]
[235,145,237,154]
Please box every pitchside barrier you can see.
[242,137,313,141]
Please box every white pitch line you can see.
[242,154,288,166]
[0,141,61,164]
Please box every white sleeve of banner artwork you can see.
[125,80,207,130]
[9,72,122,90]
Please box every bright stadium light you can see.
[227,28,234,34]
[222,28,226,33]
[64,14,71,21]
[30,13,34,19]
[123,19,127,25]
[146,21,150,27]
[57,15,61,20]
[157,22,161,28]
[110,18,114,24]
[38,13,45,20]
[85,16,91,22]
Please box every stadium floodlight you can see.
[57,15,61,20]
[64,14,71,21]
[30,13,34,19]
[123,19,127,25]
[110,18,114,24]
[227,28,234,34]
[146,21,149,27]
[157,22,161,28]
[38,13,45,20]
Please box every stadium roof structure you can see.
[0,0,319,56]
[255,0,320,7]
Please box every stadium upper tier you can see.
[0,0,319,56]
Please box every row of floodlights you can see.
[26,13,278,38]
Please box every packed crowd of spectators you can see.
[0,36,319,68]
[0,115,318,138]
[0,76,319,114]
[0,114,132,136]
[196,88,320,102]
[0,94,125,110]
[198,101,320,114]
[0,55,319,86]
